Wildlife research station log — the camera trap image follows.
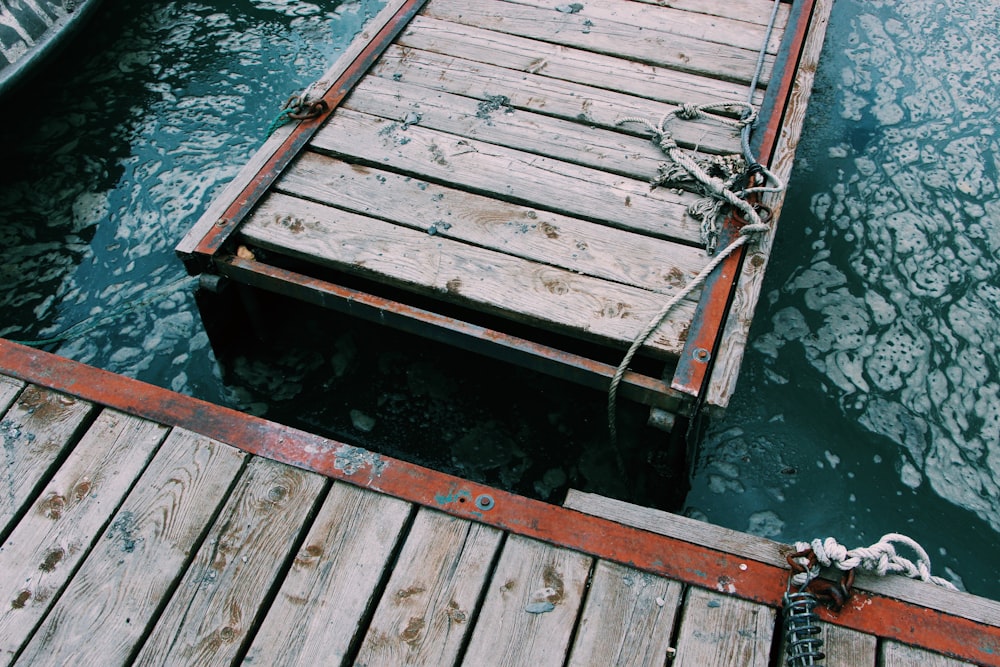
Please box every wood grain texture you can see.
[355,507,503,666]
[566,559,683,667]
[241,193,696,358]
[564,489,1000,628]
[311,108,703,244]
[243,481,412,665]
[1,385,94,536]
[564,489,787,566]
[423,0,776,85]
[628,0,791,27]
[343,73,739,177]
[501,0,784,54]
[175,0,411,256]
[277,153,707,294]
[881,640,976,667]
[133,457,327,665]
[15,428,246,667]
[776,621,877,667]
[704,0,836,411]
[0,410,168,663]
[0,375,23,414]
[462,534,592,666]
[396,16,763,110]
[673,586,775,667]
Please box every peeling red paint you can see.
[1,339,998,665]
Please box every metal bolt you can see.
[475,494,495,511]
[693,347,711,362]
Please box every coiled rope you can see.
[790,534,958,590]
[605,0,785,446]
[606,108,783,445]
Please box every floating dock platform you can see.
[177,0,831,427]
[2,340,999,665]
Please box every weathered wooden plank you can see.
[311,108,703,245]
[242,193,696,357]
[175,0,412,257]
[396,16,763,110]
[881,640,976,666]
[15,428,246,667]
[672,587,775,667]
[0,385,94,536]
[133,457,327,665]
[243,482,412,665]
[704,0,836,412]
[0,410,168,663]
[566,559,683,667]
[0,375,23,414]
[278,153,707,294]
[565,489,787,566]
[422,0,775,85]
[776,621,877,667]
[564,490,1000,630]
[344,74,738,178]
[628,0,791,27]
[503,0,784,54]
[462,534,592,666]
[354,507,503,666]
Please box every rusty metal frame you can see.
[217,255,689,413]
[671,0,818,397]
[1,338,998,666]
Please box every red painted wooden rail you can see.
[1,339,997,665]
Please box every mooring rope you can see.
[790,534,958,590]
[605,0,785,446]
[606,108,782,445]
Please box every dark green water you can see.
[686,0,1000,597]
[1,0,997,597]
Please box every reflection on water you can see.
[687,0,1000,597]
[0,0,383,400]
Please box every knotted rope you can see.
[606,106,783,445]
[604,0,785,449]
[790,534,958,590]
[617,103,782,253]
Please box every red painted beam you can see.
[672,0,818,397]
[217,255,688,412]
[1,339,998,665]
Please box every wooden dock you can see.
[2,339,999,666]
[176,0,834,426]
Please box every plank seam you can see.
[560,557,599,666]
[451,530,511,667]
[0,391,99,548]
[123,442,252,665]
[1,341,997,665]
[341,501,422,665]
[230,476,337,664]
[4,412,174,664]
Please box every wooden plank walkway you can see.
[2,340,999,666]
[176,0,834,422]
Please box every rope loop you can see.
[790,534,958,590]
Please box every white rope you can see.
[790,534,958,590]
